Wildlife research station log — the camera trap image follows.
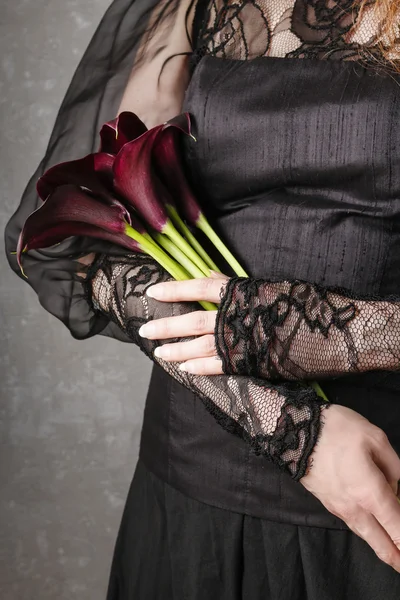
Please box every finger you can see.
[209,270,229,279]
[371,433,400,495]
[179,357,223,375]
[364,469,400,553]
[348,511,400,572]
[146,277,228,304]
[139,311,217,340]
[154,335,217,362]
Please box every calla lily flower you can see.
[17,185,139,272]
[154,114,248,277]
[37,112,147,202]
[21,181,189,286]
[114,126,169,231]
[37,153,115,202]
[157,113,202,227]
[99,111,147,155]
[153,115,219,272]
[113,120,212,278]
[20,111,227,309]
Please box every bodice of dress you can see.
[182,54,400,295]
[139,7,400,528]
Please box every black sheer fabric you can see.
[4,0,193,342]
[215,277,400,381]
[192,0,388,68]
[87,253,329,480]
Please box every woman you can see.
[5,0,400,597]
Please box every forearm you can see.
[216,277,400,381]
[88,253,329,481]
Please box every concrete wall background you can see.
[0,2,151,598]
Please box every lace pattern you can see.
[192,0,392,68]
[215,277,400,381]
[88,254,329,481]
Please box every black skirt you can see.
[106,459,400,600]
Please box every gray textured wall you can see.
[0,2,151,598]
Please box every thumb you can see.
[209,269,229,280]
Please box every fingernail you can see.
[154,346,169,358]
[179,363,195,373]
[146,285,164,299]
[146,286,155,298]
[139,323,155,338]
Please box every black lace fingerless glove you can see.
[86,253,330,481]
[215,277,400,381]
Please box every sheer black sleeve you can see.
[215,277,400,381]
[4,0,195,342]
[86,252,330,481]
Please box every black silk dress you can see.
[5,1,400,598]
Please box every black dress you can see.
[5,1,400,598]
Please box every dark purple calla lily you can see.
[99,111,147,155]
[17,184,141,273]
[37,153,115,202]
[18,109,231,307]
[154,113,202,225]
[38,110,148,203]
[113,114,213,275]
[149,115,219,272]
[153,114,248,277]
[27,115,188,282]
[113,125,172,231]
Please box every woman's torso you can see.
[139,6,400,529]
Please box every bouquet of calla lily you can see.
[17,112,247,311]
[16,110,328,402]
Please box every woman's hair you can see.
[357,0,400,70]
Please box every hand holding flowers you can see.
[140,271,229,375]
[16,109,327,401]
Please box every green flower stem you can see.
[166,205,220,272]
[142,231,160,247]
[310,381,329,403]
[200,301,222,311]
[125,224,215,311]
[153,233,205,279]
[133,228,327,398]
[196,213,248,277]
[125,224,186,281]
[163,219,210,277]
[153,233,217,311]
